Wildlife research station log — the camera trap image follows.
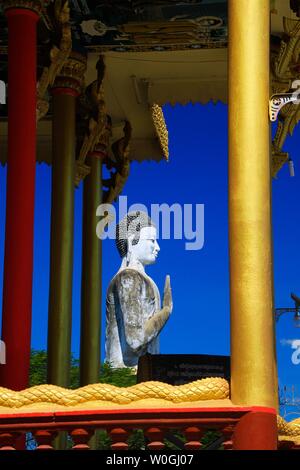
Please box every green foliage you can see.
[29,350,137,388]
[128,430,145,450]
[201,430,223,450]
[92,429,145,450]
[69,356,80,389]
[29,349,47,387]
[99,362,137,387]
[29,349,80,389]
[164,430,186,450]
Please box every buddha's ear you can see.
[127,234,135,252]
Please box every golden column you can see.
[47,52,86,387]
[228,0,278,408]
[80,150,103,385]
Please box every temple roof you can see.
[0,1,298,166]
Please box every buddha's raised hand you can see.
[163,275,173,314]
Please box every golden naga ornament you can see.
[103,120,131,205]
[0,380,299,444]
[75,54,131,201]
[0,377,229,409]
[75,56,107,185]
[278,415,300,447]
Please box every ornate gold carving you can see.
[3,0,43,15]
[278,415,300,437]
[74,161,91,187]
[75,56,107,186]
[75,55,132,198]
[271,15,300,175]
[272,17,300,83]
[274,101,300,148]
[0,377,229,408]
[269,93,299,122]
[52,51,87,96]
[103,121,131,204]
[271,97,300,177]
[151,104,169,161]
[77,90,106,160]
[37,0,72,121]
[272,150,289,178]
[36,99,49,122]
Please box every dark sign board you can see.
[137,353,230,385]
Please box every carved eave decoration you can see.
[75,56,107,186]
[271,12,300,177]
[151,104,169,161]
[102,120,131,205]
[37,0,72,121]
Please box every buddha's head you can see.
[116,211,160,266]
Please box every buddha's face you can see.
[130,226,160,266]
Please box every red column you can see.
[0,6,39,390]
[233,409,278,450]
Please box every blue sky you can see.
[0,102,300,415]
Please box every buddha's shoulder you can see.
[114,268,149,284]
[109,268,154,293]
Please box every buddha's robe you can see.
[105,268,161,368]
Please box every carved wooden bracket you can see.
[269,93,299,122]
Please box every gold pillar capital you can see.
[4,0,43,15]
[52,51,87,97]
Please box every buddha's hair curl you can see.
[116,211,155,258]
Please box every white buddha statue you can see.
[105,211,173,368]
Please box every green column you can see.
[80,153,103,385]
[47,91,75,387]
[47,53,86,387]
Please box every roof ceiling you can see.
[0,1,298,165]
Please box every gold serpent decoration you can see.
[0,380,300,442]
[277,415,300,437]
[75,56,107,185]
[103,120,131,205]
[0,378,229,408]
